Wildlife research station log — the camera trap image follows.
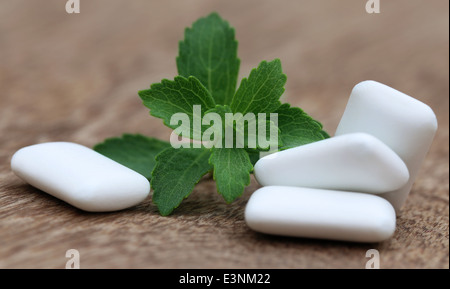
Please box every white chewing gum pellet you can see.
[245,186,396,243]
[335,81,438,212]
[254,133,409,194]
[11,142,150,212]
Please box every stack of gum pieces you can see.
[246,80,438,243]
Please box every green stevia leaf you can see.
[99,13,334,216]
[205,104,233,115]
[138,76,216,140]
[202,105,233,148]
[275,103,329,150]
[246,149,260,167]
[177,12,240,105]
[151,147,212,216]
[319,129,331,139]
[230,59,286,114]
[209,148,253,203]
[93,134,171,179]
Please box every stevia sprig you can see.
[94,13,329,216]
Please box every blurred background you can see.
[0,0,448,268]
[1,0,448,145]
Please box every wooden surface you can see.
[0,0,448,269]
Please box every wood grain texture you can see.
[0,0,448,268]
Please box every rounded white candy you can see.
[254,133,409,194]
[11,142,150,212]
[336,81,438,211]
[245,186,396,243]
